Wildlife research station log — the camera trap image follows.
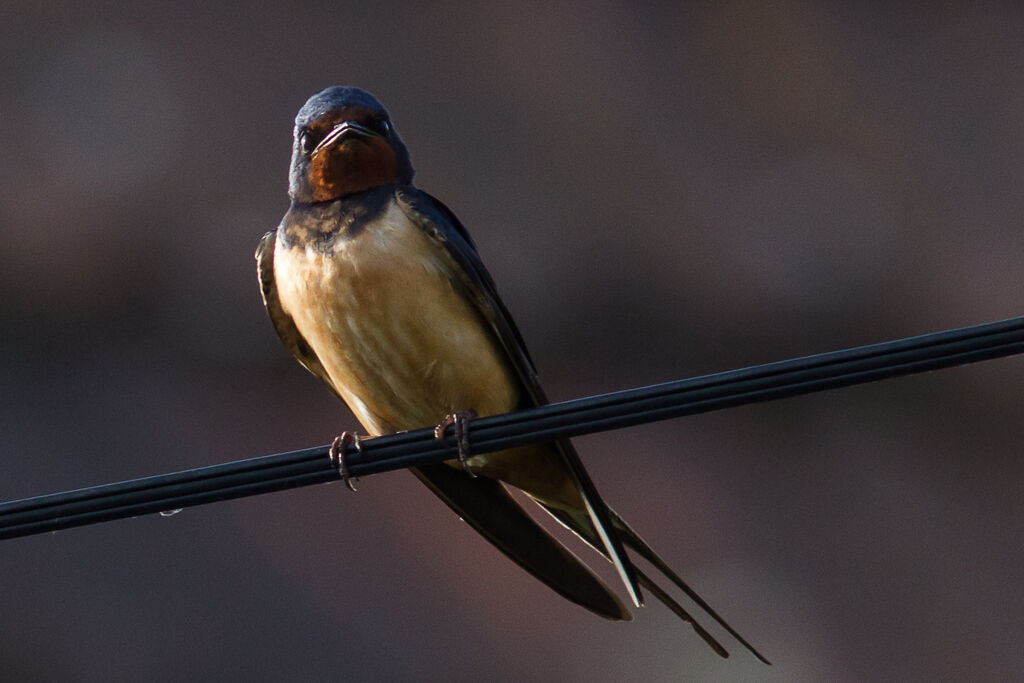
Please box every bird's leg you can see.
[329,431,363,492]
[434,409,478,477]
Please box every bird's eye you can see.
[370,117,391,136]
[299,128,320,154]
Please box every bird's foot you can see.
[434,409,478,477]
[329,431,363,492]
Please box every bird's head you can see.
[288,86,414,203]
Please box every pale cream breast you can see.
[273,199,519,437]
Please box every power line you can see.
[1,315,1021,541]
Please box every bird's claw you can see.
[434,410,478,477]
[329,431,362,492]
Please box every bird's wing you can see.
[256,230,343,400]
[395,187,643,608]
[411,461,630,620]
[396,188,769,662]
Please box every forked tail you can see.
[537,499,770,664]
[609,509,771,665]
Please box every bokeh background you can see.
[1,2,1022,681]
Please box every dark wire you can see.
[1,315,1021,540]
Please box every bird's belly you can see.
[274,206,519,436]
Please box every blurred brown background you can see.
[1,2,1022,681]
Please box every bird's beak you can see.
[314,121,381,155]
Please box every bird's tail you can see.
[535,500,770,664]
[609,509,771,664]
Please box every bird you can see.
[256,86,767,663]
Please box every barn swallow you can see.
[257,86,767,663]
